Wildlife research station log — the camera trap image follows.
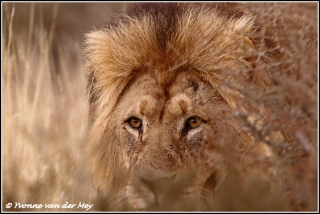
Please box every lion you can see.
[84,3,290,211]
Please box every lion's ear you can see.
[242,36,257,81]
[243,36,256,50]
[239,36,257,77]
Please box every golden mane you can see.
[84,3,282,128]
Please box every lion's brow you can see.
[139,99,148,116]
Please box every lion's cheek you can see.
[118,130,136,170]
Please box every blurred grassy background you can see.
[2,2,318,212]
[2,3,129,211]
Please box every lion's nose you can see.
[136,174,181,209]
[139,173,177,196]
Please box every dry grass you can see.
[2,2,318,212]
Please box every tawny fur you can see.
[84,3,286,211]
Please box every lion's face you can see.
[110,68,233,210]
[85,3,282,211]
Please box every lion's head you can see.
[84,3,286,211]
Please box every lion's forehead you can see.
[118,71,214,122]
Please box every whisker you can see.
[109,186,128,211]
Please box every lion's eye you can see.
[127,117,142,129]
[185,116,202,129]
